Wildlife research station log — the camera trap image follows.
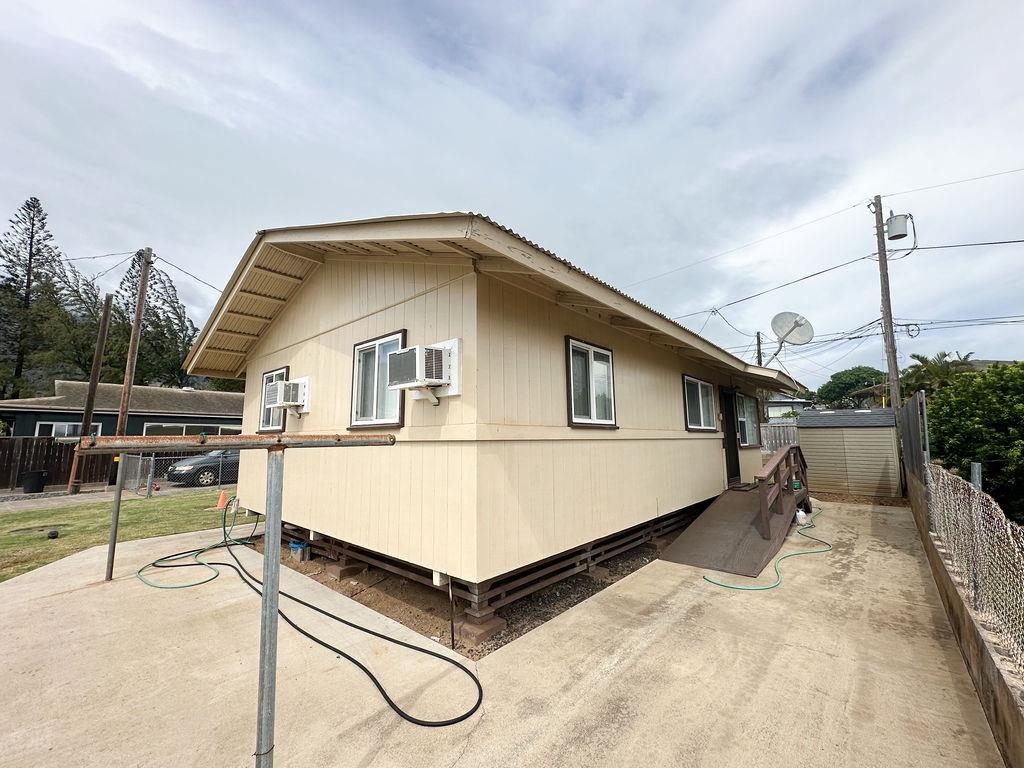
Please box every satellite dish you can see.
[771,312,814,345]
[764,311,815,366]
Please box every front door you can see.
[720,388,741,485]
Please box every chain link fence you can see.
[121,450,240,496]
[927,462,1024,674]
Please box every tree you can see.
[901,351,974,396]
[203,377,246,392]
[813,366,885,409]
[115,254,199,387]
[0,198,209,396]
[0,198,68,397]
[929,363,1024,524]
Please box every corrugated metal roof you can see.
[797,408,896,428]
[259,210,763,358]
[0,381,243,417]
[187,211,805,392]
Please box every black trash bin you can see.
[23,469,49,494]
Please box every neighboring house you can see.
[965,358,1019,372]
[796,408,901,497]
[0,381,244,437]
[764,391,813,420]
[852,360,1019,406]
[185,212,802,631]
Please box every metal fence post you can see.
[145,453,156,498]
[255,446,285,768]
[104,453,127,581]
[920,391,931,465]
[970,462,984,612]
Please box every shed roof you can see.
[797,408,896,428]
[0,381,243,417]
[185,212,804,393]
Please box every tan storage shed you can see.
[797,409,901,497]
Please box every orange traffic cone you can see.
[207,490,228,511]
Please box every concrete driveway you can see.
[0,500,1003,767]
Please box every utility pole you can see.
[872,195,902,409]
[756,331,763,366]
[116,249,153,436]
[67,293,113,494]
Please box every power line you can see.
[92,252,138,280]
[620,201,866,289]
[156,256,223,293]
[883,167,1024,198]
[620,167,1024,293]
[719,319,880,352]
[672,253,873,320]
[890,238,1024,252]
[895,313,1024,325]
[711,308,757,338]
[66,250,137,262]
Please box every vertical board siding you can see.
[476,275,728,429]
[738,449,765,483]
[476,437,724,581]
[474,275,749,581]
[238,260,480,579]
[798,426,900,497]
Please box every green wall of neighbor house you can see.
[1,411,242,438]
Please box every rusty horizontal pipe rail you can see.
[75,432,396,455]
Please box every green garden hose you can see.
[135,501,257,589]
[702,507,832,591]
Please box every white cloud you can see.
[1,0,1021,389]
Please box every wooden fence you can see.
[0,437,112,491]
[760,423,799,453]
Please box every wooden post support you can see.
[69,292,114,494]
[116,250,153,437]
[873,195,902,410]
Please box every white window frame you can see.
[567,338,616,427]
[737,393,761,447]
[350,331,405,427]
[259,367,288,432]
[684,376,717,431]
[35,421,101,438]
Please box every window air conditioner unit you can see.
[265,380,307,409]
[387,345,452,389]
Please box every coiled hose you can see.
[136,505,483,727]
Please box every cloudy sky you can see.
[1,0,1022,389]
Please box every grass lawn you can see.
[0,490,239,582]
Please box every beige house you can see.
[186,213,800,627]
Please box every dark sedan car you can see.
[166,450,239,486]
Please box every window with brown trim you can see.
[566,336,616,427]
[350,330,406,427]
[683,375,717,431]
[259,366,289,432]
[737,393,761,446]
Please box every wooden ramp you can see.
[660,487,798,578]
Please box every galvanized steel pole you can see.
[254,446,285,768]
[104,452,127,581]
[970,461,985,612]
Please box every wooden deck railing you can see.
[753,444,811,539]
